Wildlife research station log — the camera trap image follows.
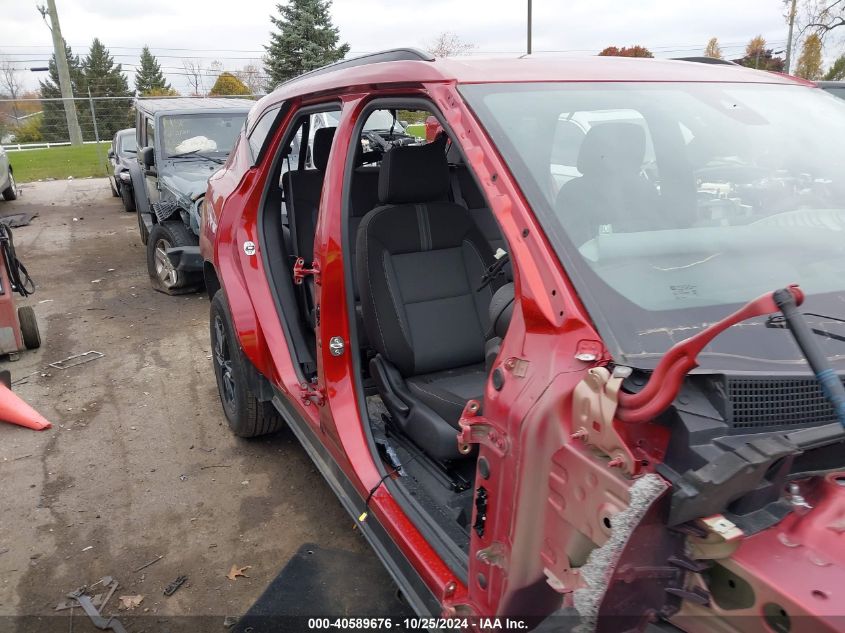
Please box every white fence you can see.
[2,140,108,152]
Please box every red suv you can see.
[200,49,845,630]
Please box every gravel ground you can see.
[0,178,372,628]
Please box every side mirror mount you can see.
[140,146,155,168]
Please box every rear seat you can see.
[282,126,335,328]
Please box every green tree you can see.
[209,72,251,96]
[795,33,824,79]
[264,0,350,86]
[597,45,653,58]
[135,46,173,95]
[82,39,132,140]
[704,37,723,59]
[824,54,845,79]
[38,44,86,142]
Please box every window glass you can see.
[461,81,845,367]
[248,105,281,159]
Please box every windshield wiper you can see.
[766,312,845,344]
[170,149,224,164]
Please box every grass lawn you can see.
[405,123,426,139]
[8,143,112,183]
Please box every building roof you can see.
[135,97,254,115]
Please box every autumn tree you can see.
[795,33,824,78]
[704,37,723,59]
[824,54,845,79]
[135,46,174,95]
[209,72,250,96]
[426,32,475,58]
[736,35,785,71]
[182,59,205,96]
[800,0,845,38]
[0,58,23,122]
[264,0,350,86]
[598,45,654,58]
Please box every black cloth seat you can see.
[555,122,659,246]
[356,139,497,461]
[282,126,336,260]
[282,127,335,329]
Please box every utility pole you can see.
[40,0,83,145]
[785,0,798,74]
[527,0,533,55]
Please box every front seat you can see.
[356,140,497,462]
[555,122,659,245]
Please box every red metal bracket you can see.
[299,383,325,407]
[292,257,320,286]
[456,400,508,455]
[616,285,804,423]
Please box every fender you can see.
[127,160,153,225]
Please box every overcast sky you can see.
[0,0,814,93]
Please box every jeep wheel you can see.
[109,178,119,197]
[121,185,136,213]
[146,222,200,295]
[17,306,40,350]
[2,170,17,201]
[210,290,283,437]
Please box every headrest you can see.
[313,127,335,172]
[378,137,449,204]
[577,122,646,177]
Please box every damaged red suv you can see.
[200,49,845,631]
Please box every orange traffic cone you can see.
[0,382,51,431]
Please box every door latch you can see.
[293,257,320,285]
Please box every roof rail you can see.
[672,56,739,66]
[275,48,434,90]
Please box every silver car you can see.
[0,145,17,201]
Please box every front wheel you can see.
[210,290,283,437]
[121,184,136,213]
[146,222,201,295]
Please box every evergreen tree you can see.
[39,44,86,142]
[82,39,132,139]
[135,46,173,95]
[824,54,845,80]
[264,0,350,86]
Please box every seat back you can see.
[555,122,659,243]
[357,141,496,377]
[281,126,336,260]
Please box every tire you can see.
[210,289,283,437]
[121,184,136,212]
[146,221,201,295]
[2,169,17,201]
[109,177,119,197]
[17,306,40,350]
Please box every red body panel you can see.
[199,55,845,625]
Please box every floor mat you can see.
[232,543,414,632]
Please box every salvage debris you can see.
[226,564,251,580]
[117,594,143,610]
[163,575,188,596]
[132,555,163,573]
[48,350,104,370]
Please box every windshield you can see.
[461,81,845,370]
[363,109,405,132]
[161,112,246,157]
[118,133,137,156]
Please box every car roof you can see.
[253,49,809,116]
[135,97,254,115]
